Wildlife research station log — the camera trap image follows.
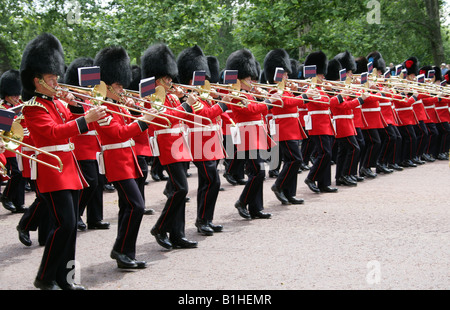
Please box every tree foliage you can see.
[0,0,448,75]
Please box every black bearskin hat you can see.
[141,43,178,80]
[334,50,357,73]
[403,56,419,76]
[177,45,211,85]
[63,57,94,86]
[0,70,22,99]
[366,51,386,73]
[304,51,328,75]
[325,58,342,81]
[355,56,369,74]
[225,49,259,80]
[263,49,292,84]
[433,66,443,81]
[207,56,220,83]
[93,46,132,87]
[128,65,141,91]
[289,59,301,80]
[20,33,65,94]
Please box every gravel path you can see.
[0,159,448,290]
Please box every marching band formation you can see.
[1,32,449,290]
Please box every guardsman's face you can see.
[5,95,20,105]
[111,82,124,94]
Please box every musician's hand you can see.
[170,87,185,98]
[85,106,107,124]
[0,138,5,154]
[186,94,198,106]
[361,92,369,100]
[413,91,419,98]
[340,89,352,98]
[122,97,135,107]
[143,109,157,122]
[306,88,319,99]
[56,90,77,106]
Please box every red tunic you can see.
[269,91,307,142]
[330,95,362,138]
[230,93,271,151]
[304,87,334,136]
[93,101,145,183]
[22,95,88,193]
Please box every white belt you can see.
[424,105,436,109]
[188,124,220,133]
[39,143,74,153]
[435,106,448,110]
[21,147,35,152]
[333,114,354,120]
[379,102,392,107]
[272,113,299,120]
[395,107,413,112]
[236,120,265,127]
[308,110,331,116]
[154,127,184,135]
[362,107,381,112]
[298,108,308,112]
[101,139,134,151]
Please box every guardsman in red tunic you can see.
[326,56,366,186]
[20,33,106,290]
[262,49,306,205]
[93,46,155,269]
[403,57,428,165]
[433,68,450,159]
[176,45,228,235]
[223,49,273,219]
[0,69,26,213]
[141,43,198,249]
[302,51,338,194]
[63,57,110,231]
[418,66,440,162]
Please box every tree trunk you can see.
[424,0,446,65]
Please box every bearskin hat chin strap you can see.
[38,78,57,94]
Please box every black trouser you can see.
[379,124,402,165]
[436,122,450,155]
[136,155,149,203]
[3,157,25,207]
[78,160,104,225]
[223,135,245,180]
[335,135,360,179]
[193,160,221,224]
[150,156,165,178]
[398,124,417,161]
[360,128,382,169]
[275,140,302,198]
[307,135,333,188]
[301,135,314,165]
[155,162,188,239]
[37,190,79,287]
[238,150,265,215]
[414,120,429,158]
[112,178,145,259]
[17,180,52,245]
[425,123,439,156]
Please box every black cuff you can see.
[76,117,89,134]
[357,97,364,105]
[337,94,344,104]
[217,102,228,112]
[182,102,193,114]
[137,120,149,131]
[130,109,141,116]
[69,104,85,115]
[302,94,309,103]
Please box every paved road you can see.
[0,159,449,290]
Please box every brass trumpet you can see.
[56,82,171,128]
[0,122,63,172]
[123,86,213,127]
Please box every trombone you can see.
[123,86,213,128]
[56,82,171,128]
[0,122,63,172]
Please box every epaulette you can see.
[23,97,49,113]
